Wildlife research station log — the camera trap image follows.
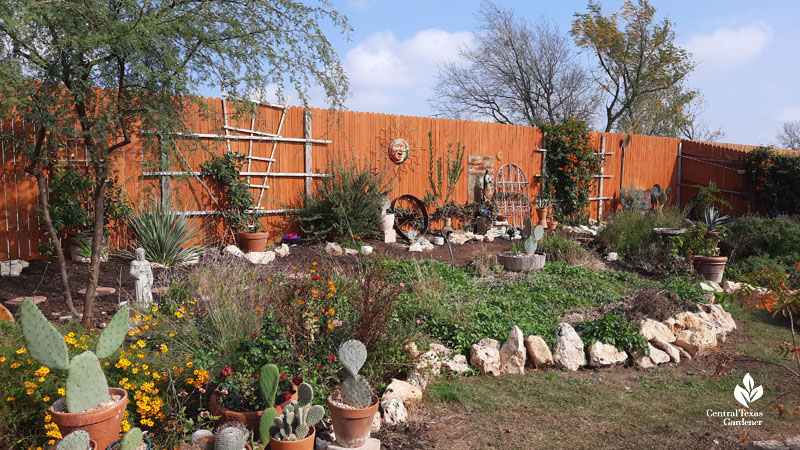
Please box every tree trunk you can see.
[33,172,79,316]
[81,178,107,328]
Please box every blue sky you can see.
[302,0,800,146]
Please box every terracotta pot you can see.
[496,214,508,222]
[380,214,395,233]
[268,425,316,450]
[237,231,269,253]
[547,220,558,230]
[692,255,728,283]
[497,252,545,272]
[328,394,379,448]
[49,388,128,450]
[536,208,548,228]
[209,385,296,440]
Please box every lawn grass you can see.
[419,304,800,450]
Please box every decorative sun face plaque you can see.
[389,138,410,164]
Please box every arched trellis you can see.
[494,163,530,228]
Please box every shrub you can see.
[199,152,262,231]
[721,216,800,263]
[297,162,390,241]
[539,231,589,265]
[121,201,204,267]
[575,313,649,354]
[744,146,800,215]
[541,117,603,224]
[599,208,685,274]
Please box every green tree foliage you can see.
[744,147,800,215]
[571,0,695,133]
[0,0,349,326]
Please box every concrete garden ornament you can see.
[388,138,409,164]
[130,248,154,306]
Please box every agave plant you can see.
[121,200,203,266]
[702,204,730,232]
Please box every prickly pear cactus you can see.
[305,404,324,428]
[341,374,372,408]
[66,351,109,413]
[524,225,545,255]
[258,364,279,407]
[297,381,313,407]
[96,306,130,359]
[57,430,90,450]
[120,427,143,450]
[338,339,366,377]
[20,297,69,370]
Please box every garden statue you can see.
[130,248,153,306]
[482,169,493,202]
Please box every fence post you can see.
[676,141,683,207]
[304,110,313,198]
[598,135,606,221]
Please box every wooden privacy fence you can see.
[0,94,791,260]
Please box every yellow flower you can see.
[42,396,50,402]
[328,323,334,329]
[151,306,159,312]
[58,388,65,396]
[160,344,168,353]
[38,377,45,382]
[0,356,6,362]
[186,361,193,368]
[6,396,13,401]
[34,366,50,377]
[174,311,184,319]
[137,340,146,348]
[312,261,318,266]
[15,347,26,354]
[168,333,175,337]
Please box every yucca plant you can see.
[702,204,730,232]
[121,201,203,266]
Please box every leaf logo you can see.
[734,373,763,408]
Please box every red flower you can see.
[220,349,226,355]
[220,366,233,377]
[316,365,323,370]
[284,391,292,401]
[312,275,321,281]
[329,354,336,361]
[292,376,304,386]
[280,374,287,380]
[252,332,258,338]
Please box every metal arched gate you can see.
[494,163,530,228]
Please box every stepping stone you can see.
[78,287,116,297]
[6,295,47,306]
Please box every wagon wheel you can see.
[391,194,429,241]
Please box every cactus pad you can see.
[20,297,69,370]
[57,430,90,450]
[258,364,279,408]
[341,374,373,409]
[523,239,538,255]
[259,406,277,442]
[121,427,143,450]
[533,225,544,241]
[297,382,313,407]
[66,351,109,413]
[338,339,366,377]
[96,306,129,359]
[305,404,324,427]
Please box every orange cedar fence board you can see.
[0,94,786,260]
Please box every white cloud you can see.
[343,29,472,113]
[685,22,773,72]
[779,106,800,122]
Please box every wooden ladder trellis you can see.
[142,96,333,215]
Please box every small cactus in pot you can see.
[270,382,324,443]
[327,339,379,448]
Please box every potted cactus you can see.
[19,298,129,450]
[650,184,672,213]
[497,225,546,272]
[327,340,379,448]
[104,427,152,450]
[268,382,324,449]
[54,430,97,450]
[534,197,550,228]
